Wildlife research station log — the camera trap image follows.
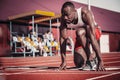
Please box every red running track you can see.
[0,52,120,80]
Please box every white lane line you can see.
[14,71,120,75]
[103,57,120,60]
[0,69,119,76]
[104,61,120,64]
[0,69,47,76]
[86,72,120,80]
[106,67,120,70]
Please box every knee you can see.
[76,29,85,39]
[74,52,85,68]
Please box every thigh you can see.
[74,48,87,68]
[76,28,87,47]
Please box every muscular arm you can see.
[81,7,105,71]
[81,7,96,36]
[59,18,68,70]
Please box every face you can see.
[62,6,75,24]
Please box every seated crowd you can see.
[12,30,60,57]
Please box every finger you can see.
[96,67,103,71]
[96,65,100,71]
[101,67,106,71]
[96,67,99,71]
[98,67,102,71]
[59,65,66,70]
[99,65,105,71]
[55,68,60,71]
[59,66,63,70]
[99,66,106,71]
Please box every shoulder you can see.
[81,7,89,14]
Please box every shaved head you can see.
[61,2,75,14]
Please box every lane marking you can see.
[0,69,47,76]
[106,67,120,70]
[104,61,120,64]
[0,69,119,76]
[86,72,120,80]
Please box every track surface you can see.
[0,52,120,80]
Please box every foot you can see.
[86,60,92,70]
